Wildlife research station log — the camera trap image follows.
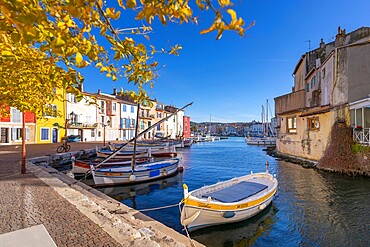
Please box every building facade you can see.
[275,26,370,160]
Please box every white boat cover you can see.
[202,181,268,203]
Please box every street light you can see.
[103,119,110,146]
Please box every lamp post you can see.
[103,119,110,146]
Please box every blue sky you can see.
[82,0,370,123]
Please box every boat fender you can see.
[181,210,201,226]
[222,211,235,218]
[163,169,168,176]
[258,203,266,210]
[129,174,136,182]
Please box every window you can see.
[41,128,49,140]
[98,131,101,137]
[11,128,22,140]
[287,117,297,133]
[113,103,116,111]
[11,108,22,123]
[157,112,162,118]
[308,117,320,130]
[122,104,127,112]
[91,130,95,138]
[131,118,135,128]
[157,124,161,131]
[122,130,126,140]
[306,83,310,92]
[140,120,145,130]
[52,87,57,94]
[131,106,134,113]
[100,101,105,113]
[67,93,77,103]
[322,68,326,78]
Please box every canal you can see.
[97,137,370,247]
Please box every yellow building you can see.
[35,87,66,143]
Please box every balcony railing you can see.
[353,128,370,145]
[68,122,98,129]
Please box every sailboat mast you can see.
[131,103,140,171]
[266,99,269,136]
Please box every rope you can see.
[178,200,196,247]
[138,202,180,212]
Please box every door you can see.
[52,128,58,143]
[78,129,83,141]
[1,128,9,143]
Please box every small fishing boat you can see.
[96,147,150,159]
[90,158,180,186]
[180,167,278,231]
[72,157,150,174]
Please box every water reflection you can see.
[98,172,183,209]
[276,161,370,247]
[191,203,277,247]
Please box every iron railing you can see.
[353,128,370,145]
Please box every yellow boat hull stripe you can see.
[184,188,277,211]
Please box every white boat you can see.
[90,158,180,186]
[246,100,276,146]
[180,170,278,231]
[245,136,276,146]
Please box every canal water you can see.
[97,137,370,247]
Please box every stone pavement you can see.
[0,143,202,247]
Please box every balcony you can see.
[68,122,98,129]
[353,128,370,145]
[275,89,306,115]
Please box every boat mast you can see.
[266,99,269,136]
[96,102,194,167]
[131,103,140,171]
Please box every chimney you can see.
[335,26,346,47]
[97,89,101,94]
[113,88,117,95]
[319,38,325,49]
[78,82,84,92]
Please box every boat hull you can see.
[91,159,180,186]
[245,137,276,146]
[181,173,277,231]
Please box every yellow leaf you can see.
[227,9,237,22]
[127,0,136,9]
[76,52,83,65]
[1,51,14,56]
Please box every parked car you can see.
[62,135,81,142]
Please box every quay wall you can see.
[28,151,203,247]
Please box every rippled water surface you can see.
[98,137,370,246]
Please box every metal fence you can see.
[353,128,370,145]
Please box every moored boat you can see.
[245,136,276,146]
[180,168,278,231]
[90,158,180,186]
[72,157,150,174]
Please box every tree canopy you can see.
[0,0,250,116]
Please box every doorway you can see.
[1,128,9,143]
[52,128,58,143]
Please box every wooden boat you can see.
[102,145,177,158]
[72,157,150,174]
[96,147,150,159]
[180,170,278,231]
[90,158,180,186]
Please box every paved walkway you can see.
[0,143,200,247]
[0,142,120,246]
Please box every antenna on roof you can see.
[304,40,311,52]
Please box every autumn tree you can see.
[0,0,250,172]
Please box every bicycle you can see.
[56,141,71,153]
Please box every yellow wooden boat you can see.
[180,170,278,231]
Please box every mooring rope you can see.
[178,200,196,247]
[138,203,180,212]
